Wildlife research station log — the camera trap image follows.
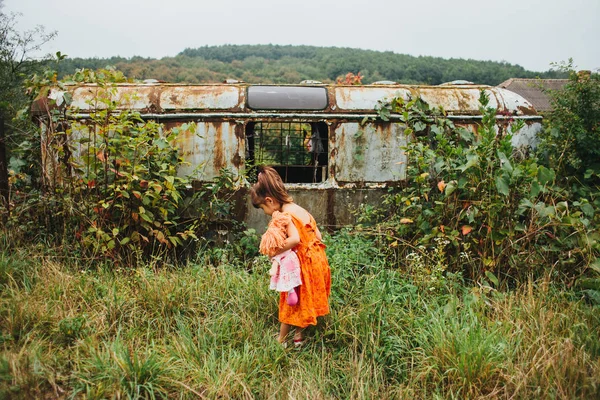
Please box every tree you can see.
[0,1,55,207]
[0,1,56,113]
[537,62,600,180]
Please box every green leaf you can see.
[537,166,555,185]
[414,121,426,132]
[120,237,131,245]
[430,125,443,136]
[445,180,457,196]
[485,270,499,287]
[495,175,510,196]
[457,153,479,172]
[580,203,595,218]
[497,151,513,174]
[155,138,169,150]
[530,181,541,197]
[457,127,474,143]
[589,258,600,274]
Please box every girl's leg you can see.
[278,323,291,343]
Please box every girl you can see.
[250,166,331,347]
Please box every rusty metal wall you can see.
[333,122,407,184]
[245,187,392,233]
[165,121,245,180]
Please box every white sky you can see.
[5,0,599,73]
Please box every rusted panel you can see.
[493,87,537,116]
[66,85,161,111]
[334,85,538,116]
[418,87,490,114]
[52,84,243,114]
[334,122,407,183]
[334,86,411,111]
[160,86,242,111]
[173,121,243,181]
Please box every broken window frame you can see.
[245,121,328,184]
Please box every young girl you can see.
[250,166,331,347]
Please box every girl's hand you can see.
[315,225,323,241]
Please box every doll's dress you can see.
[269,250,302,292]
[259,211,302,293]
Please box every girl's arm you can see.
[275,221,300,255]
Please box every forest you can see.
[56,44,567,85]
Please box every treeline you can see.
[56,44,566,85]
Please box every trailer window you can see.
[247,86,328,110]
[245,121,328,183]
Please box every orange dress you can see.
[278,213,331,328]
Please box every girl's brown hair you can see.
[250,166,293,208]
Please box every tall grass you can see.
[0,235,599,399]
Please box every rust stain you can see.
[232,123,244,168]
[177,123,197,158]
[146,87,162,113]
[517,105,537,116]
[234,122,245,140]
[212,122,225,172]
[457,91,475,114]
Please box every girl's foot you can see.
[293,330,304,348]
[276,333,288,347]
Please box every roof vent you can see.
[439,80,475,86]
[300,80,323,84]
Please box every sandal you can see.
[293,338,304,348]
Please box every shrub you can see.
[4,67,246,266]
[367,90,600,283]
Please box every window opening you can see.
[246,121,328,183]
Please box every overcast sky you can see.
[4,0,599,73]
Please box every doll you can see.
[259,211,302,305]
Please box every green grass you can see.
[0,241,599,399]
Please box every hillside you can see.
[56,44,566,85]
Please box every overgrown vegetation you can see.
[0,239,598,399]
[2,66,244,267]
[358,72,600,291]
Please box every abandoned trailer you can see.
[32,81,541,231]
